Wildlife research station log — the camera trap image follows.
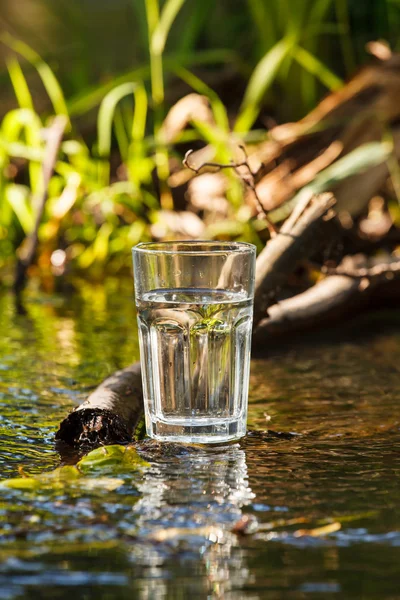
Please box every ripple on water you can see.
[0,286,400,599]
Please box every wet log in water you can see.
[56,362,143,448]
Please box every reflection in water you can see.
[131,443,255,599]
[1,285,400,598]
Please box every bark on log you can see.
[56,362,143,448]
[253,192,337,326]
[253,256,400,343]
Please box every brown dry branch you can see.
[253,192,337,326]
[253,255,400,343]
[14,116,67,300]
[183,147,277,236]
[251,53,400,215]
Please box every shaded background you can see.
[1,0,400,279]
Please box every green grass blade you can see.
[1,108,43,195]
[6,56,34,111]
[0,32,71,129]
[131,83,148,143]
[127,83,148,187]
[235,37,294,133]
[246,0,277,53]
[292,45,343,91]
[334,0,356,74]
[113,105,130,162]
[308,0,334,28]
[178,0,214,53]
[98,82,139,159]
[5,184,34,234]
[98,82,148,186]
[152,0,187,54]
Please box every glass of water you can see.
[132,241,256,443]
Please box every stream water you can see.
[0,278,399,599]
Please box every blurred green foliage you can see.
[0,0,399,275]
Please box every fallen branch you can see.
[253,256,400,343]
[253,192,337,326]
[56,362,143,448]
[14,116,67,299]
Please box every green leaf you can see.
[0,32,71,130]
[292,46,343,91]
[0,446,149,495]
[152,0,187,55]
[235,37,294,133]
[77,444,149,474]
[6,56,34,111]
[1,477,40,491]
[4,185,34,234]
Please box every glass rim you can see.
[133,240,256,256]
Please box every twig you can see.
[13,116,67,300]
[323,261,400,279]
[183,147,278,236]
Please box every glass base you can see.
[145,415,247,444]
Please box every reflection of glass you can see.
[131,444,255,599]
[133,241,256,443]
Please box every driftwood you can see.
[253,256,400,343]
[56,362,143,448]
[253,192,337,326]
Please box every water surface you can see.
[0,279,399,599]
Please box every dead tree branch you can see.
[253,256,400,343]
[183,147,278,236]
[253,192,337,326]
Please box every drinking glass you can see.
[132,241,256,443]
